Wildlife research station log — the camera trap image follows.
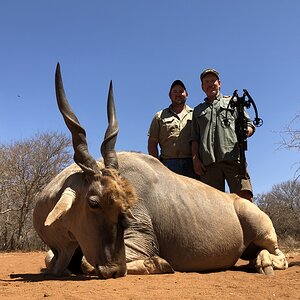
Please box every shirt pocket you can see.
[219,107,235,128]
[196,110,209,127]
[161,116,177,133]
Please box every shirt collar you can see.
[168,104,192,114]
[204,93,222,105]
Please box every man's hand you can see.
[192,155,206,176]
[246,126,254,137]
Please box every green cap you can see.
[200,68,220,81]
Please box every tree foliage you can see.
[0,132,72,250]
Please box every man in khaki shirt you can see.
[191,69,255,201]
[148,80,196,178]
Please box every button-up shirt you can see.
[148,105,193,159]
[190,94,254,166]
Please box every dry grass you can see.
[278,235,300,257]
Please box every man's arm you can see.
[191,141,206,175]
[244,110,255,137]
[190,108,206,176]
[148,137,159,159]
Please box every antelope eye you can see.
[88,196,101,209]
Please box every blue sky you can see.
[1,0,299,195]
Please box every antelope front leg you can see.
[255,249,288,275]
[127,256,174,275]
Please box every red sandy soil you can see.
[0,251,299,299]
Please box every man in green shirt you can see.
[148,80,196,178]
[191,69,255,201]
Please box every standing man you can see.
[191,68,255,201]
[148,80,195,178]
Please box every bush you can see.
[255,179,300,242]
[0,132,71,251]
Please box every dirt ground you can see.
[0,252,299,300]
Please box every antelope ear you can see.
[44,187,76,226]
